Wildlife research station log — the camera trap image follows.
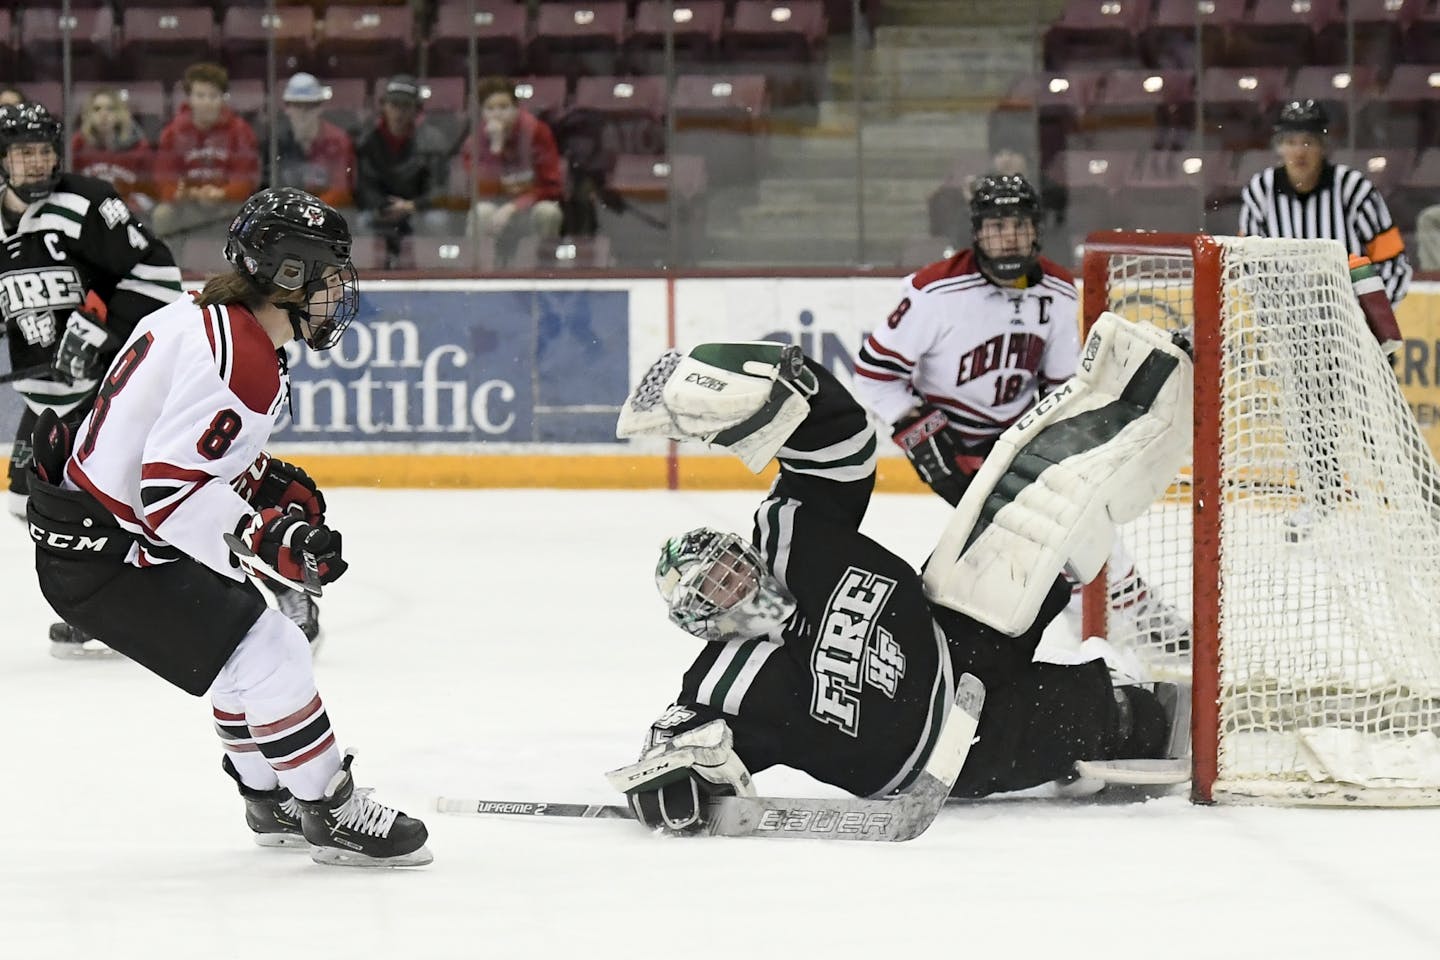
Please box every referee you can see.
[1240,99,1412,306]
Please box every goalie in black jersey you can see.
[609,325,1194,834]
[0,102,184,656]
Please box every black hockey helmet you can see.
[0,102,64,204]
[969,173,1042,282]
[225,187,359,350]
[1273,99,1329,138]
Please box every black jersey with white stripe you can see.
[1239,162,1413,305]
[1,173,183,415]
[645,362,958,798]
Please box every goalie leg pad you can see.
[923,312,1193,635]
[615,342,818,473]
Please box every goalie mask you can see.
[655,528,796,643]
[970,173,1042,283]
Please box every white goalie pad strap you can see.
[922,312,1193,635]
[604,720,757,797]
[616,342,816,473]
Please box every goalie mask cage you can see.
[1080,231,1440,806]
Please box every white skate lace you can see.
[332,793,400,838]
[279,796,304,820]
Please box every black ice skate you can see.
[49,622,117,659]
[222,756,306,848]
[298,751,432,868]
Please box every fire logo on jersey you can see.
[0,266,84,346]
[809,566,904,737]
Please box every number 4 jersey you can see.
[1,173,183,416]
[852,248,1079,448]
[61,296,288,578]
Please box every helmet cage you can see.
[969,174,1042,282]
[655,528,796,643]
[0,103,63,204]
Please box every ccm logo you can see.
[684,372,727,391]
[28,525,110,552]
[756,809,893,836]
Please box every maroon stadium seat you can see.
[219,6,316,79]
[18,6,117,83]
[408,236,497,273]
[1045,149,1135,253]
[510,235,612,270]
[1365,65,1440,150]
[572,75,667,156]
[1088,69,1195,151]
[529,2,627,77]
[626,0,725,73]
[724,1,827,61]
[318,77,371,136]
[513,75,570,127]
[1042,0,1149,71]
[1404,1,1440,63]
[600,153,708,266]
[1328,0,1417,72]
[994,70,1103,163]
[427,2,528,79]
[0,12,13,84]
[1141,0,1245,69]
[22,82,64,119]
[119,7,218,82]
[1392,147,1440,234]
[1229,0,1342,69]
[1119,150,1225,232]
[672,73,768,187]
[1197,67,1287,151]
[315,6,415,78]
[1330,148,1416,198]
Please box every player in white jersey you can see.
[24,188,430,867]
[854,174,1079,506]
[854,174,1190,665]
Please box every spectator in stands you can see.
[929,141,1066,251]
[463,76,564,265]
[71,88,156,217]
[354,74,452,268]
[265,73,356,210]
[0,86,25,108]
[152,62,261,239]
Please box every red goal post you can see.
[1080,230,1440,806]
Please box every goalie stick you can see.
[0,363,53,386]
[222,532,323,597]
[436,673,986,842]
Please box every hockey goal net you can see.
[1081,231,1440,805]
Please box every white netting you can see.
[1091,234,1440,805]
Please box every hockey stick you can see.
[0,364,52,386]
[223,532,323,597]
[437,673,986,842]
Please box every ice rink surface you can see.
[3,488,1438,959]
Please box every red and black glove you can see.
[892,405,986,507]
[231,452,326,525]
[235,508,348,586]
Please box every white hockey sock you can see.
[208,609,341,801]
[212,699,279,791]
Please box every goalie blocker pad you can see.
[616,342,819,473]
[922,312,1193,635]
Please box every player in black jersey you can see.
[0,102,183,656]
[609,333,1193,832]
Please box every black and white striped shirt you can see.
[1239,162,1412,305]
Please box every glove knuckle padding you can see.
[922,312,1193,635]
[616,342,817,473]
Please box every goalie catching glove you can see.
[616,342,819,473]
[605,720,756,834]
[233,508,348,587]
[892,405,986,506]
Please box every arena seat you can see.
[600,154,707,267]
[511,235,613,269]
[21,82,64,119]
[1331,147,1416,198]
[408,236,497,273]
[625,0,725,73]
[1088,69,1195,152]
[1364,64,1440,150]
[1140,0,1245,69]
[672,73,768,188]
[0,12,13,84]
[315,6,416,78]
[119,7,218,82]
[1041,0,1149,71]
[219,6,316,79]
[1119,150,1225,233]
[316,77,371,136]
[1044,149,1133,244]
[723,1,827,107]
[995,70,1103,163]
[1229,0,1342,69]
[529,2,628,77]
[1286,66,1381,147]
[427,2,529,80]
[1404,1,1440,63]
[18,6,116,82]
[513,75,571,128]
[1196,66,1287,151]
[1327,0,1414,72]
[572,75,668,157]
